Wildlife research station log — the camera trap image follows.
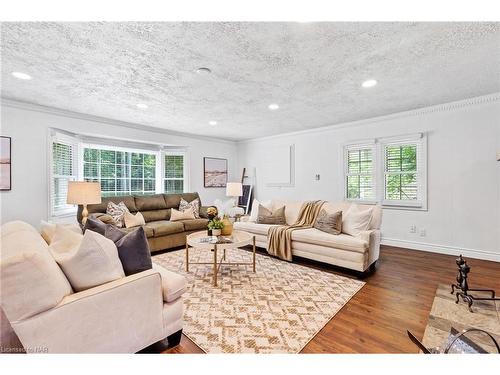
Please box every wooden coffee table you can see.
[185,230,256,286]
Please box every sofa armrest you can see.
[359,229,381,266]
[199,205,217,219]
[11,269,166,353]
[152,264,187,302]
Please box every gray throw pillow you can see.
[104,226,152,276]
[314,209,342,235]
[257,205,286,225]
[84,217,107,235]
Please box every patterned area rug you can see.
[153,248,365,353]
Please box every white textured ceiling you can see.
[1,22,499,141]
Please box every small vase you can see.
[212,229,221,236]
[221,216,233,236]
[207,229,212,236]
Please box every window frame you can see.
[343,142,377,204]
[80,142,161,197]
[343,133,427,210]
[162,149,188,194]
[48,132,80,218]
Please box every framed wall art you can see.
[0,136,11,191]
[204,157,227,187]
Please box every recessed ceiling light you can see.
[136,103,148,109]
[209,120,217,126]
[196,67,212,75]
[362,79,377,88]
[11,71,32,80]
[268,103,280,110]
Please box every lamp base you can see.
[81,204,89,225]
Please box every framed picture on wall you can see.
[0,136,12,191]
[204,157,228,187]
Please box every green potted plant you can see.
[208,217,224,236]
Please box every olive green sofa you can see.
[77,192,214,252]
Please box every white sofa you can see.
[234,200,382,273]
[0,221,186,353]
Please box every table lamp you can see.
[226,182,243,208]
[67,181,102,225]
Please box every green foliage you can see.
[208,218,224,230]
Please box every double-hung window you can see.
[381,136,426,208]
[82,145,157,197]
[343,134,427,209]
[164,152,186,193]
[50,136,78,217]
[344,144,376,202]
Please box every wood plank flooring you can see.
[161,245,500,354]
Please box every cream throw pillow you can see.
[249,199,272,222]
[124,211,146,228]
[40,220,82,245]
[170,207,195,221]
[49,226,125,292]
[342,204,373,237]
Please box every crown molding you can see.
[238,92,500,144]
[0,97,237,145]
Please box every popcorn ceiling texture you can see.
[1,22,499,140]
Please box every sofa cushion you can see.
[120,225,154,238]
[257,205,286,225]
[272,200,304,225]
[180,218,209,231]
[49,227,125,292]
[141,209,171,222]
[83,217,108,235]
[134,194,167,211]
[291,228,368,253]
[342,204,374,237]
[124,211,146,228]
[105,226,152,276]
[233,221,280,236]
[40,220,82,244]
[0,221,73,321]
[152,264,187,302]
[145,221,185,237]
[314,209,342,235]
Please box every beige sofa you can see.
[0,221,187,353]
[234,200,382,273]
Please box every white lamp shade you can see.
[226,182,243,197]
[67,181,102,205]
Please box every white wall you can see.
[0,103,238,227]
[237,95,500,261]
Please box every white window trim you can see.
[342,141,377,204]
[342,133,428,211]
[48,131,80,219]
[162,149,189,193]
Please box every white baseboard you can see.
[381,238,500,262]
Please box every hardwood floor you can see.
[162,245,500,354]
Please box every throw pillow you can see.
[124,211,146,228]
[249,199,272,222]
[84,217,108,235]
[170,207,195,221]
[40,220,82,245]
[49,226,125,292]
[104,226,152,276]
[342,204,374,237]
[179,198,200,219]
[106,201,130,228]
[314,209,342,235]
[256,205,286,225]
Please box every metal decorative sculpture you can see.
[451,255,500,312]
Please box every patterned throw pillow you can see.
[257,205,286,225]
[314,209,342,235]
[106,201,130,228]
[179,198,200,219]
